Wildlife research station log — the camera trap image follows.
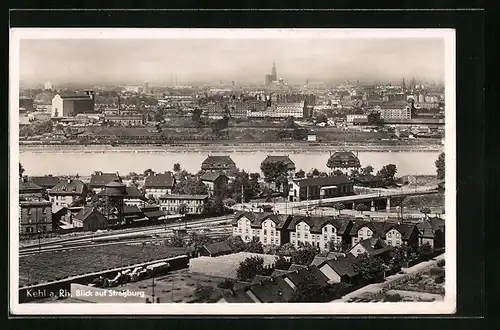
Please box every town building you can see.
[158,194,208,215]
[247,102,306,119]
[51,92,95,118]
[327,152,361,175]
[96,185,146,207]
[374,104,412,120]
[72,207,108,231]
[143,172,176,199]
[200,172,229,197]
[44,81,53,90]
[19,178,45,198]
[346,114,369,126]
[19,197,53,234]
[105,113,144,126]
[288,175,354,202]
[261,155,296,177]
[201,155,236,173]
[29,175,61,191]
[48,178,87,211]
[89,171,122,193]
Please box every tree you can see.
[19,163,25,178]
[420,207,431,219]
[226,236,247,253]
[377,164,398,187]
[277,243,297,257]
[246,237,264,254]
[260,161,289,189]
[228,169,255,202]
[416,242,433,259]
[292,128,308,140]
[249,173,262,197]
[316,113,328,124]
[291,243,317,265]
[274,257,292,270]
[147,194,157,205]
[435,152,445,180]
[284,117,298,129]
[169,234,185,247]
[127,172,139,180]
[203,196,224,215]
[327,237,343,252]
[223,198,236,208]
[352,254,386,283]
[332,170,344,176]
[173,163,181,172]
[173,177,208,195]
[295,169,305,179]
[310,168,320,177]
[290,274,329,302]
[177,203,188,215]
[349,169,360,179]
[237,256,265,281]
[333,203,346,215]
[361,165,374,176]
[69,196,86,207]
[356,203,368,214]
[187,232,212,251]
[388,246,409,270]
[143,168,155,177]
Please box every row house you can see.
[143,171,176,199]
[348,220,420,249]
[158,194,208,215]
[416,217,445,249]
[89,171,122,193]
[232,212,293,245]
[19,197,53,234]
[287,216,354,251]
[48,179,88,212]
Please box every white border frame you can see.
[9,28,456,315]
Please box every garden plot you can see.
[19,244,186,286]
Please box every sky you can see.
[19,38,445,86]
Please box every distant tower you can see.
[232,80,235,86]
[44,81,52,90]
[143,82,149,94]
[271,62,277,81]
[104,180,126,225]
[402,78,406,90]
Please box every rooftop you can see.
[159,194,209,200]
[144,172,175,188]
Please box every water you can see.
[20,150,440,177]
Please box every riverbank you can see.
[20,142,443,153]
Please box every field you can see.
[19,243,186,286]
[402,192,445,213]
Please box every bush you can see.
[384,294,403,302]
[434,275,445,284]
[217,279,234,290]
[430,267,445,277]
[437,259,445,267]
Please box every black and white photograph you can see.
[9,28,456,315]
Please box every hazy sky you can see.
[19,38,444,86]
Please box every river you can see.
[19,148,441,177]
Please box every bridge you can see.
[234,186,439,214]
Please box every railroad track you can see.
[19,215,232,251]
[19,224,232,257]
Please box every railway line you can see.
[19,215,232,252]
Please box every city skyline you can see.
[19,38,445,87]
